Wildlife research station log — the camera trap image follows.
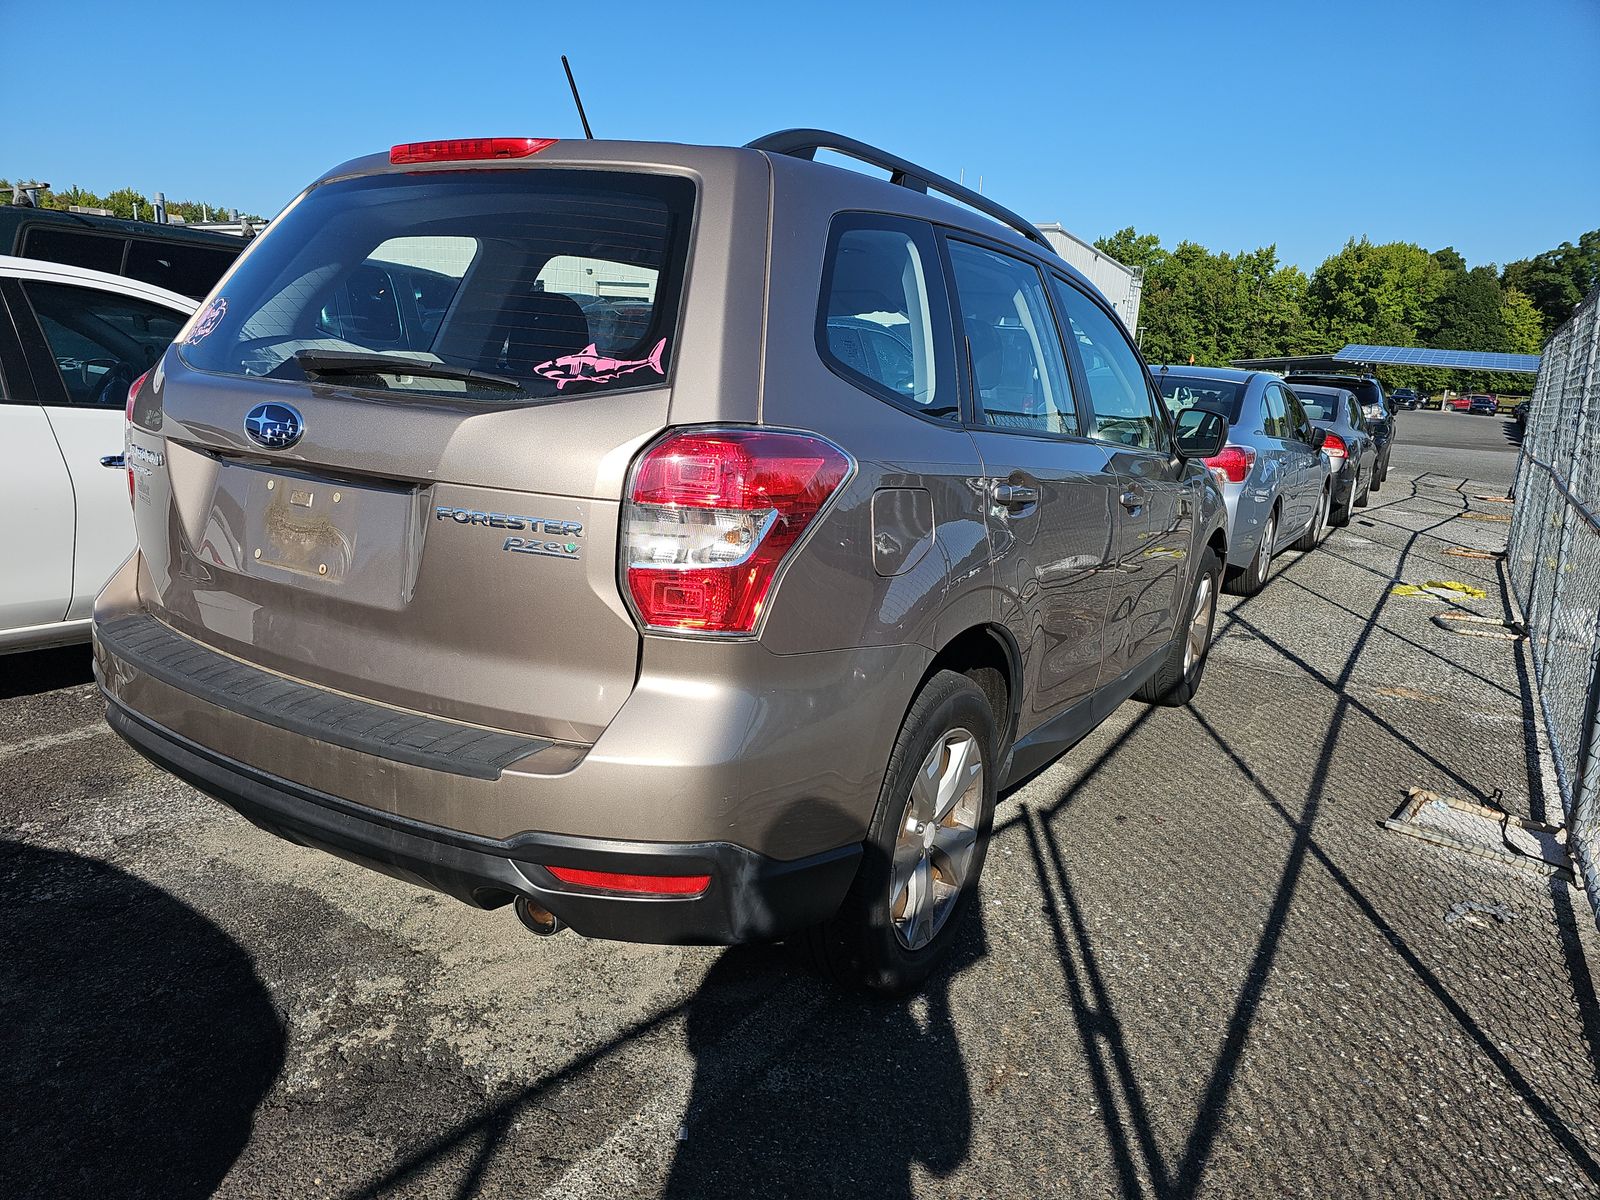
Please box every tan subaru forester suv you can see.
[95,130,1229,991]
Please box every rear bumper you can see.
[105,695,861,944]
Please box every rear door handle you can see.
[100,455,126,469]
[991,482,1039,509]
[1119,490,1144,511]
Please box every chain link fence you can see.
[1508,286,1600,921]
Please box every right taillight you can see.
[1204,444,1256,485]
[1321,431,1347,458]
[125,369,152,505]
[622,428,852,635]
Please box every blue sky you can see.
[4,0,1596,273]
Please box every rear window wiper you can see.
[292,350,523,392]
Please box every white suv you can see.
[0,255,194,651]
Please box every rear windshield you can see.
[1156,373,1243,423]
[1293,391,1342,420]
[179,169,695,401]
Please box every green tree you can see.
[1502,230,1600,332]
[1426,264,1507,351]
[1093,227,1167,275]
[1304,237,1445,349]
[1500,287,1545,354]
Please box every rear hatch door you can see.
[132,164,700,742]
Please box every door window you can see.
[946,241,1076,436]
[21,281,185,406]
[818,219,952,421]
[1050,277,1165,451]
[124,239,239,300]
[1284,390,1315,444]
[1262,384,1290,439]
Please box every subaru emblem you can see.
[244,402,304,450]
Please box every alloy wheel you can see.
[1256,515,1276,586]
[1183,571,1216,675]
[890,729,983,951]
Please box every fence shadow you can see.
[0,840,285,1200]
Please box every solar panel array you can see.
[1335,344,1542,373]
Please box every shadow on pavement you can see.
[0,841,284,1200]
[0,646,95,701]
[663,921,985,1199]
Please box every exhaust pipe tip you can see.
[515,895,565,937]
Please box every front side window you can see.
[180,170,694,403]
[22,281,185,406]
[1051,277,1164,450]
[818,220,950,420]
[947,241,1076,436]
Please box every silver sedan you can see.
[1155,365,1334,595]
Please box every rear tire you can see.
[1137,546,1222,707]
[1293,487,1331,550]
[1224,509,1277,596]
[802,670,996,994]
[1333,471,1358,526]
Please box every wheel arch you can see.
[921,622,1022,759]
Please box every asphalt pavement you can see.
[4,407,1598,1199]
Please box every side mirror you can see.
[1174,408,1227,460]
[1308,427,1327,450]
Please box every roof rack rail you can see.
[746,128,1052,252]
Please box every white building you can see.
[1033,223,1143,337]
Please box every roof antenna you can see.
[561,55,595,139]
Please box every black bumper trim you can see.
[97,614,552,780]
[105,697,862,946]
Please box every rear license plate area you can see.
[214,463,420,609]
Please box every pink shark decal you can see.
[531,338,667,391]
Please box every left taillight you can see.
[124,369,151,505]
[1321,431,1347,459]
[621,428,852,635]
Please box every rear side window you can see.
[21,281,186,406]
[124,239,239,299]
[22,227,124,275]
[817,217,953,421]
[180,170,694,402]
[1262,384,1291,438]
[1051,277,1165,451]
[947,240,1076,436]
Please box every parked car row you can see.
[1153,365,1386,595]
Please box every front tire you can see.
[803,670,997,994]
[1137,546,1222,707]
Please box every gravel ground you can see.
[3,408,1597,1199]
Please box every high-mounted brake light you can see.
[389,137,557,165]
[1321,431,1348,459]
[622,429,852,635]
[124,369,151,505]
[546,866,711,896]
[1204,444,1257,485]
